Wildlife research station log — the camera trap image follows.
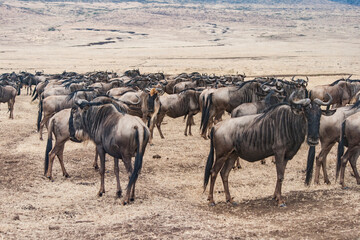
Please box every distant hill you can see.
[16,0,360,6]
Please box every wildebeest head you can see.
[69,99,92,142]
[289,92,335,146]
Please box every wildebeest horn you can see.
[313,93,333,106]
[347,74,352,80]
[291,76,295,81]
[305,76,309,82]
[289,91,310,106]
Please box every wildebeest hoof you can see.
[279,203,287,207]
[64,173,70,178]
[98,192,104,197]
[130,197,135,202]
[93,165,99,170]
[325,180,331,185]
[122,200,128,205]
[208,202,216,207]
[227,200,238,206]
[342,186,350,190]
[116,190,122,198]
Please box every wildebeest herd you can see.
[1,70,360,207]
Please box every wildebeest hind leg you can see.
[57,143,69,178]
[93,148,99,170]
[122,156,134,205]
[348,149,360,184]
[220,152,238,204]
[113,158,122,198]
[208,154,229,205]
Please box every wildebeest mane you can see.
[329,79,345,86]
[256,102,290,121]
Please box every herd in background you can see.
[1,70,360,206]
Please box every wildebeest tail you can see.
[201,93,213,135]
[127,126,148,189]
[336,120,346,180]
[37,98,43,131]
[32,86,37,97]
[203,128,215,191]
[44,118,54,175]
[305,146,316,185]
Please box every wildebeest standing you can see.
[44,96,129,180]
[0,85,17,119]
[200,80,264,139]
[155,89,201,138]
[313,101,360,184]
[204,93,333,206]
[70,101,149,204]
[336,111,360,187]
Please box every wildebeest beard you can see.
[147,93,157,113]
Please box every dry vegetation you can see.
[0,0,360,239]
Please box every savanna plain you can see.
[0,0,360,239]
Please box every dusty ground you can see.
[0,0,360,239]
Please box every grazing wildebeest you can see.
[336,111,360,187]
[155,88,201,138]
[0,85,17,119]
[69,100,149,204]
[44,96,129,180]
[313,101,360,184]
[203,92,334,206]
[37,89,98,140]
[200,80,264,139]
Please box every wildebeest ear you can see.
[321,109,336,116]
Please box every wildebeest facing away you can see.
[69,100,149,205]
[336,111,360,187]
[0,85,17,119]
[203,92,334,206]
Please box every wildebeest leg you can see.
[339,150,350,187]
[208,153,229,205]
[314,142,335,184]
[93,147,99,170]
[156,113,166,139]
[96,146,106,197]
[56,143,69,178]
[185,114,194,136]
[273,151,288,206]
[46,145,57,180]
[121,155,134,205]
[39,115,51,140]
[220,152,238,204]
[260,159,266,164]
[348,149,360,185]
[148,114,157,144]
[233,158,241,169]
[114,158,122,198]
[8,99,14,119]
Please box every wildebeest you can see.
[37,89,98,140]
[313,101,360,184]
[336,111,360,187]
[0,85,17,119]
[70,100,149,204]
[203,92,334,206]
[154,88,201,138]
[310,78,360,108]
[44,96,129,180]
[200,80,265,138]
